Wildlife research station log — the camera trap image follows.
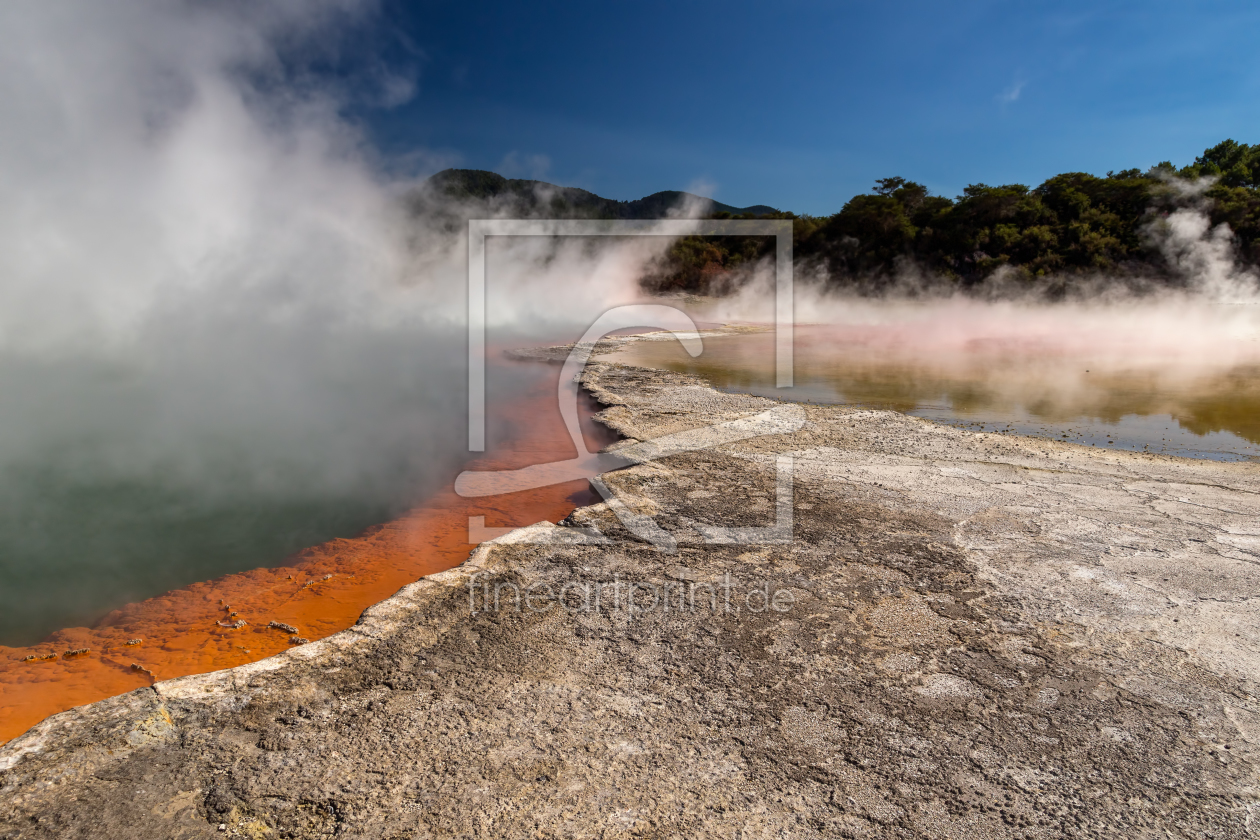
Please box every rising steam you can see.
[0,1,666,641]
[1145,177,1260,304]
[4,0,1257,644]
[696,171,1260,368]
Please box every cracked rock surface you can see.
[1,362,1258,838]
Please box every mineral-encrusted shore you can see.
[2,360,1259,838]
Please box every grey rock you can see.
[1,362,1257,838]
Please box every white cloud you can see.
[997,79,1025,105]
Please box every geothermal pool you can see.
[604,317,1260,462]
[6,301,1260,743]
[0,353,614,742]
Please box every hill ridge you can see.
[424,168,780,219]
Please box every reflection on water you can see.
[604,325,1260,462]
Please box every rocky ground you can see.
[2,360,1259,839]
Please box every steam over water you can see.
[0,2,655,645]
[611,300,1260,461]
[3,0,1260,656]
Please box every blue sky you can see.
[366,0,1260,215]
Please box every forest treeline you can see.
[416,141,1260,295]
[646,139,1260,294]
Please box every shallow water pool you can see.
[603,324,1260,462]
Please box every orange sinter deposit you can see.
[0,355,610,744]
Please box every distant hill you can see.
[419,141,1260,299]
[418,169,780,219]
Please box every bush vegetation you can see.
[645,139,1260,295]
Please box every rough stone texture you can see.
[2,361,1258,839]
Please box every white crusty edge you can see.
[0,521,564,771]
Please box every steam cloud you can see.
[1146,177,1260,304]
[695,173,1260,368]
[0,1,663,641]
[4,1,1257,643]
